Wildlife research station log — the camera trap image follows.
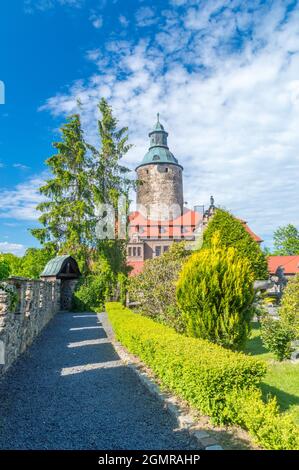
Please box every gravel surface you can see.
[0,312,199,450]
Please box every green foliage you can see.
[128,242,189,332]
[0,255,11,281]
[106,302,266,421]
[0,255,18,312]
[176,233,255,350]
[117,272,128,306]
[203,209,268,279]
[273,224,299,255]
[261,316,295,361]
[73,258,115,312]
[1,248,55,280]
[279,274,299,339]
[0,253,22,277]
[225,388,299,450]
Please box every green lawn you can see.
[244,322,299,424]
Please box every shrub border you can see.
[99,310,225,450]
[105,302,299,450]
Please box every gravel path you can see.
[0,312,199,450]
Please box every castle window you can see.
[133,247,137,257]
[137,247,141,257]
[153,155,160,161]
[128,247,132,256]
[155,246,161,257]
[163,246,169,253]
[165,167,168,173]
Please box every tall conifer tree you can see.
[32,113,93,273]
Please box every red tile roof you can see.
[129,211,262,242]
[127,260,145,276]
[237,218,262,243]
[268,256,299,275]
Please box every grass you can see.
[244,322,299,424]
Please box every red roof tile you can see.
[268,256,299,275]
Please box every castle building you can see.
[127,116,261,275]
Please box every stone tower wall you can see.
[136,164,183,220]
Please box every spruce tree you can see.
[89,98,133,275]
[31,113,93,273]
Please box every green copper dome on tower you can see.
[136,114,183,170]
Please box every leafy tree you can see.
[0,255,11,281]
[176,233,255,350]
[203,209,268,279]
[129,242,189,332]
[273,224,299,255]
[73,257,115,311]
[18,248,55,279]
[1,253,22,276]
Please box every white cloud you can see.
[90,14,103,29]
[0,242,26,256]
[13,163,30,170]
[119,15,129,27]
[0,175,45,220]
[135,6,157,27]
[41,0,299,246]
[24,0,84,13]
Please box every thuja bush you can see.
[176,233,255,350]
[203,209,268,279]
[128,242,189,332]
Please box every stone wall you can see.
[0,277,61,377]
[136,163,184,220]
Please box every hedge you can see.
[106,303,264,418]
[106,302,299,450]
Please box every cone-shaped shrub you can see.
[176,232,255,350]
[203,208,268,279]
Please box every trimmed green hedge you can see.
[106,303,265,417]
[106,303,299,450]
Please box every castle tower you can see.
[136,115,184,220]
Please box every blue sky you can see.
[0,0,299,255]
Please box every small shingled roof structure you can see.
[40,255,81,279]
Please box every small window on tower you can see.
[165,167,168,173]
[153,155,160,161]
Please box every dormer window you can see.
[153,155,160,161]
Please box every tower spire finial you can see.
[157,112,160,122]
